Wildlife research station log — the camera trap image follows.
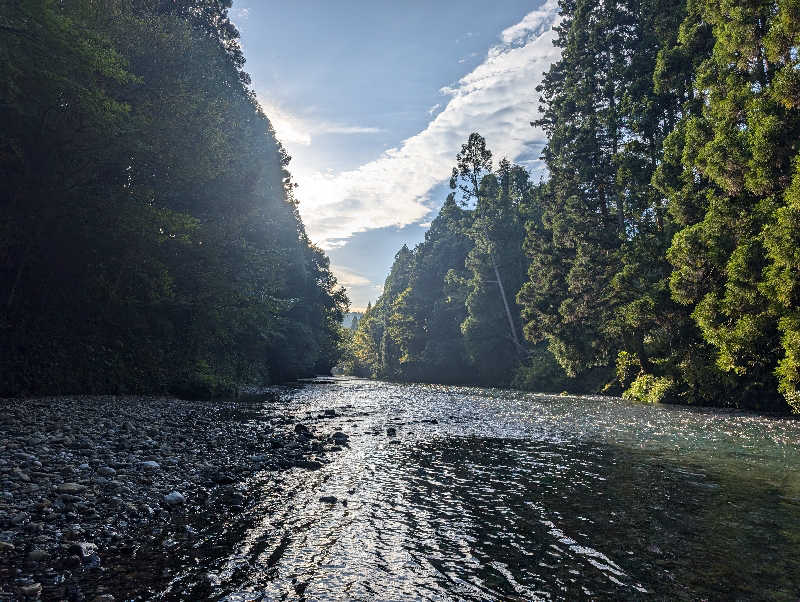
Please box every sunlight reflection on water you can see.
[156,378,799,600]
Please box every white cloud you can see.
[322,125,384,135]
[260,100,312,146]
[258,98,384,148]
[278,0,562,249]
[331,265,371,288]
[428,103,441,115]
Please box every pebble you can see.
[163,491,186,506]
[67,541,97,559]
[19,583,42,597]
[138,460,160,471]
[11,512,30,526]
[56,482,87,494]
[28,549,49,562]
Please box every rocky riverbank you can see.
[0,393,347,600]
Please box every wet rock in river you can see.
[319,496,337,504]
[331,431,349,444]
[386,427,397,437]
[138,460,160,471]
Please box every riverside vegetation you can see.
[343,0,800,414]
[1,0,348,398]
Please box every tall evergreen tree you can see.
[656,0,800,411]
[519,0,691,400]
[462,159,530,384]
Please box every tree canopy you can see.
[0,0,347,397]
[347,0,800,414]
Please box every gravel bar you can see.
[0,394,345,600]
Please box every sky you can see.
[232,1,561,310]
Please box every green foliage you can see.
[623,374,676,404]
[0,0,347,397]
[346,135,538,387]
[654,0,800,411]
[348,0,800,414]
[616,351,641,390]
[512,343,571,393]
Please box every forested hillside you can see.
[0,0,347,397]
[345,0,800,413]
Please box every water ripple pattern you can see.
[159,378,800,601]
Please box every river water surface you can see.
[140,378,800,600]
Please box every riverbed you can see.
[4,377,800,600]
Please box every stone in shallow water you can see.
[319,496,337,504]
[138,461,160,471]
[97,466,116,477]
[28,549,49,561]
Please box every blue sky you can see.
[232,1,561,309]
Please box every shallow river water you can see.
[139,377,800,600]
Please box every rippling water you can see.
[128,378,800,600]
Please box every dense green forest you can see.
[0,0,348,397]
[344,0,800,413]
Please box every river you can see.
[132,377,800,600]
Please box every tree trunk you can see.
[491,253,524,355]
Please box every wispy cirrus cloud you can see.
[330,265,371,288]
[258,99,385,147]
[263,0,561,249]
